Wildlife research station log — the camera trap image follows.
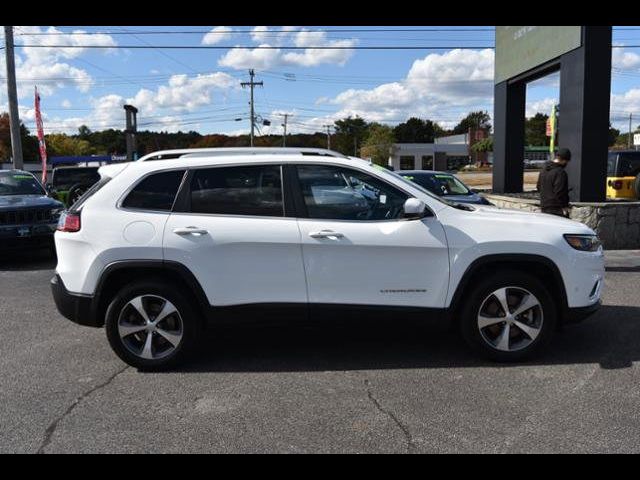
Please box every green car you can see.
[46,167,101,208]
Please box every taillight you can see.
[57,211,81,232]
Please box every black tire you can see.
[459,270,557,362]
[105,280,202,370]
[67,183,88,208]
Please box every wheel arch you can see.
[449,254,568,318]
[92,260,211,327]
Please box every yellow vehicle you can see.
[607,151,640,200]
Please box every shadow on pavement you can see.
[164,304,640,374]
[0,248,56,272]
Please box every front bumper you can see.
[0,223,57,250]
[564,301,601,324]
[50,274,102,328]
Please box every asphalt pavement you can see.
[1,249,639,453]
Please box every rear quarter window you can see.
[122,170,186,211]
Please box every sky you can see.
[1,25,640,138]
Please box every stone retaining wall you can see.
[483,194,640,249]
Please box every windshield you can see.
[0,172,45,196]
[52,168,100,190]
[401,173,471,196]
[370,165,449,205]
[610,153,640,177]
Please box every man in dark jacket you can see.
[537,148,571,217]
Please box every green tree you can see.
[608,123,620,147]
[360,124,396,166]
[45,133,95,156]
[525,113,549,146]
[471,137,493,153]
[0,112,39,162]
[453,111,491,134]
[393,117,443,143]
[333,116,369,156]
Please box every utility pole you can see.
[4,26,23,169]
[280,114,290,147]
[124,104,138,161]
[323,124,332,150]
[240,69,263,147]
[629,113,633,149]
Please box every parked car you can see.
[47,166,101,208]
[607,150,640,200]
[0,170,64,253]
[51,149,604,370]
[398,170,492,205]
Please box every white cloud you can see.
[324,49,495,125]
[611,88,640,108]
[219,28,357,69]
[612,48,640,70]
[219,45,283,70]
[0,26,118,99]
[250,26,297,45]
[40,71,239,133]
[61,99,72,108]
[131,73,237,113]
[526,98,557,118]
[201,26,233,45]
[251,26,270,43]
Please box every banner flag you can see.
[34,86,48,184]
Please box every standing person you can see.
[537,147,571,217]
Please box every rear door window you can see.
[188,165,284,217]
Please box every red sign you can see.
[34,87,48,184]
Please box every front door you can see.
[293,164,450,308]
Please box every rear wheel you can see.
[105,280,202,370]
[459,270,557,362]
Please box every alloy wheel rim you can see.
[118,295,183,360]
[477,287,543,352]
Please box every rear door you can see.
[163,163,307,307]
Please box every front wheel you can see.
[105,280,202,370]
[459,271,557,362]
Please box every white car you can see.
[51,149,604,369]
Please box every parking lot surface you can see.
[1,250,639,453]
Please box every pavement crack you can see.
[36,365,130,454]
[363,378,417,453]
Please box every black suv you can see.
[0,170,64,252]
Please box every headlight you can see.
[564,234,601,252]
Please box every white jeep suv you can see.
[51,149,605,369]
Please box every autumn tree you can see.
[360,124,396,166]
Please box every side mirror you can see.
[403,198,427,219]
[45,183,54,195]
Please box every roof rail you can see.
[137,147,349,162]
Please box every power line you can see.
[17,27,497,36]
[15,44,497,50]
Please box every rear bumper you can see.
[564,301,601,324]
[50,274,102,328]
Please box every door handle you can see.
[309,230,344,239]
[173,226,208,236]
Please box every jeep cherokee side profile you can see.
[51,150,604,369]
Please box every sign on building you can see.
[495,26,582,84]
